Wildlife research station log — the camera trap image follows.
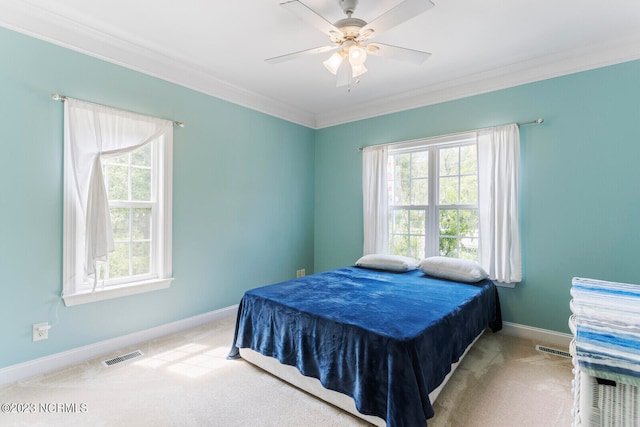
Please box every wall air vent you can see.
[102,350,144,367]
[535,345,571,359]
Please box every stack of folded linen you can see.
[570,277,640,426]
[570,277,640,386]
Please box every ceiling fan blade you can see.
[280,0,341,37]
[266,45,338,64]
[360,0,435,39]
[366,43,432,65]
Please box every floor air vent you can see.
[102,350,144,367]
[535,345,571,359]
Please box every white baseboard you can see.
[500,321,573,349]
[1,308,572,387]
[0,305,238,386]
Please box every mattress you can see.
[239,330,483,426]
[229,267,501,427]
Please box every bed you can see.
[228,263,501,426]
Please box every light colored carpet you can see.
[0,316,574,426]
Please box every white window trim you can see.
[62,100,173,306]
[62,278,173,307]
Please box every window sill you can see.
[494,281,516,289]
[62,278,173,307]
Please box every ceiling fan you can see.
[266,0,435,88]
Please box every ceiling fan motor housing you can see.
[334,17,366,38]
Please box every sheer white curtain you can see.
[362,145,388,255]
[477,124,522,284]
[64,99,172,287]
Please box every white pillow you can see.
[419,256,488,283]
[355,254,420,272]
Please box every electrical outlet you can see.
[33,322,50,342]
[296,269,306,278]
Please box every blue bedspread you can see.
[228,267,501,427]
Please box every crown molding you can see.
[314,34,640,128]
[1,0,638,130]
[0,0,317,128]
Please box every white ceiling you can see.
[1,0,639,128]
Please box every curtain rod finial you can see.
[51,93,60,101]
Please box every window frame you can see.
[101,144,156,286]
[62,133,173,307]
[387,133,479,260]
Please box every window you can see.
[363,124,521,284]
[387,134,479,260]
[62,98,173,306]
[101,144,155,284]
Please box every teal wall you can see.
[315,59,640,334]
[0,28,315,369]
[2,24,638,370]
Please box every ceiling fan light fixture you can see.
[351,63,367,78]
[348,44,367,66]
[336,57,352,87]
[323,52,344,75]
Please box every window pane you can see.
[109,243,130,279]
[460,238,478,260]
[132,208,152,240]
[110,152,129,166]
[460,175,478,204]
[411,151,428,178]
[409,235,425,259]
[439,176,459,205]
[132,143,151,167]
[439,237,457,257]
[391,210,408,234]
[460,145,477,175]
[393,154,410,181]
[439,209,458,236]
[107,164,129,200]
[459,209,479,238]
[409,210,426,235]
[131,167,151,201]
[390,234,409,256]
[132,242,151,275]
[411,178,428,205]
[111,208,130,240]
[439,147,459,176]
[390,208,427,258]
[394,179,410,205]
